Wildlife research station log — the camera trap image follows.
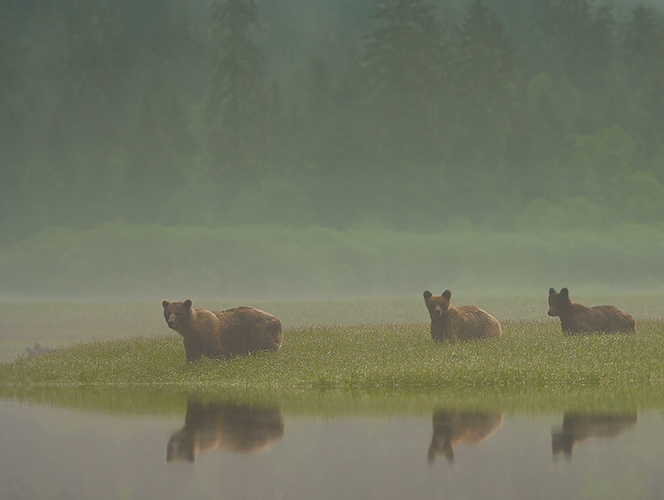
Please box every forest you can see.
[1,0,663,299]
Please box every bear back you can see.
[214,306,283,356]
[547,288,636,334]
[162,299,283,361]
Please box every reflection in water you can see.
[167,400,285,462]
[427,411,503,465]
[24,343,53,357]
[3,400,664,500]
[552,413,638,461]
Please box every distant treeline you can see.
[2,222,663,300]
[1,0,664,242]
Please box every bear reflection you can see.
[428,411,503,464]
[552,413,637,461]
[167,400,285,462]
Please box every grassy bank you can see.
[2,320,664,415]
[5,294,661,361]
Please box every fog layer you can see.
[1,0,663,299]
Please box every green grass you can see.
[2,320,664,416]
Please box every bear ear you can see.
[560,288,569,297]
[442,290,452,300]
[549,288,556,295]
[162,300,170,309]
[423,290,432,300]
[184,299,193,309]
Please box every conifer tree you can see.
[451,0,517,169]
[207,0,265,181]
[623,5,663,62]
[622,5,664,160]
[362,0,447,167]
[533,0,616,88]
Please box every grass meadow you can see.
[1,296,664,416]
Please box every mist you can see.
[1,0,663,301]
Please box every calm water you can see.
[1,399,662,500]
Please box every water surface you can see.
[1,399,662,500]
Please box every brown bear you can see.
[551,413,637,461]
[428,411,503,464]
[547,288,636,334]
[167,400,285,462]
[161,299,283,361]
[423,290,502,342]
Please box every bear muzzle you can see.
[167,316,177,329]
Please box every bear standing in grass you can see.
[423,290,501,342]
[547,288,635,334]
[162,299,283,361]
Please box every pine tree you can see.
[451,0,518,169]
[361,0,448,167]
[207,0,265,181]
[533,0,616,88]
[623,5,664,62]
[621,6,664,161]
[363,0,445,100]
[455,0,514,92]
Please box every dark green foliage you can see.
[1,1,664,241]
[450,0,518,170]
[532,0,615,88]
[361,0,447,167]
[624,5,664,59]
[207,0,266,181]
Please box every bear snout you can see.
[167,316,177,329]
[432,309,443,317]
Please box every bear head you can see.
[423,290,452,320]
[162,299,193,330]
[547,288,571,317]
